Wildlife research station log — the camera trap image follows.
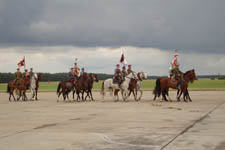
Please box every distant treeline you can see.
[0,72,113,83]
[0,72,223,83]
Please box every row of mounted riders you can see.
[6,68,197,103]
[7,72,42,101]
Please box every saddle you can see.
[169,77,179,85]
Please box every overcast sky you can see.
[0,0,224,75]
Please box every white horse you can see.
[30,73,38,100]
[100,72,137,102]
[135,71,148,100]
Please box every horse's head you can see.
[137,72,148,81]
[127,72,138,80]
[185,69,197,83]
[38,73,43,81]
[190,69,198,81]
[93,74,99,82]
[34,73,38,80]
[89,73,99,82]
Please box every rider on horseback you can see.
[113,64,123,86]
[80,68,86,76]
[29,68,34,77]
[68,67,75,83]
[74,62,80,77]
[24,69,30,88]
[14,68,23,86]
[121,66,127,79]
[24,69,29,79]
[169,52,184,89]
[127,64,133,74]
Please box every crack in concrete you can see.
[160,100,225,150]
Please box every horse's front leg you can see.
[183,90,187,102]
[24,91,28,101]
[114,89,119,102]
[187,90,192,102]
[132,90,137,101]
[9,92,12,101]
[137,89,143,101]
[35,89,38,100]
[17,91,22,101]
[90,90,94,101]
[72,90,76,100]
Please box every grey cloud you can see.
[0,0,225,53]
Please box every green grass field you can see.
[1,79,225,92]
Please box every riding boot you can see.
[176,81,180,89]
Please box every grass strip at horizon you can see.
[0,79,225,92]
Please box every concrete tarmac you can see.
[0,91,225,150]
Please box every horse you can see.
[72,73,90,101]
[100,72,137,102]
[57,79,76,102]
[85,73,99,101]
[128,71,148,101]
[153,69,197,102]
[7,76,30,101]
[176,70,198,102]
[30,73,42,100]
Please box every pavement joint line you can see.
[160,100,225,150]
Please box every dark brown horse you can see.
[176,70,198,102]
[153,69,197,102]
[73,73,90,101]
[7,76,30,101]
[57,79,76,102]
[85,73,99,100]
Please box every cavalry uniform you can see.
[14,68,23,86]
[29,68,34,78]
[74,62,80,77]
[113,64,122,85]
[121,66,127,78]
[170,53,184,88]
[80,68,86,76]
[24,69,30,80]
[68,68,75,81]
[127,65,133,74]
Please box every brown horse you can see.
[153,69,197,102]
[128,72,147,101]
[176,70,198,102]
[85,73,99,101]
[73,73,91,101]
[57,79,76,102]
[7,76,30,101]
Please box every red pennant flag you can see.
[17,57,25,67]
[120,53,124,63]
[120,53,127,65]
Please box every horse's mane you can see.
[184,70,193,76]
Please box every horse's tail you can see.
[153,78,161,97]
[7,83,10,93]
[100,81,105,95]
[57,82,61,94]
